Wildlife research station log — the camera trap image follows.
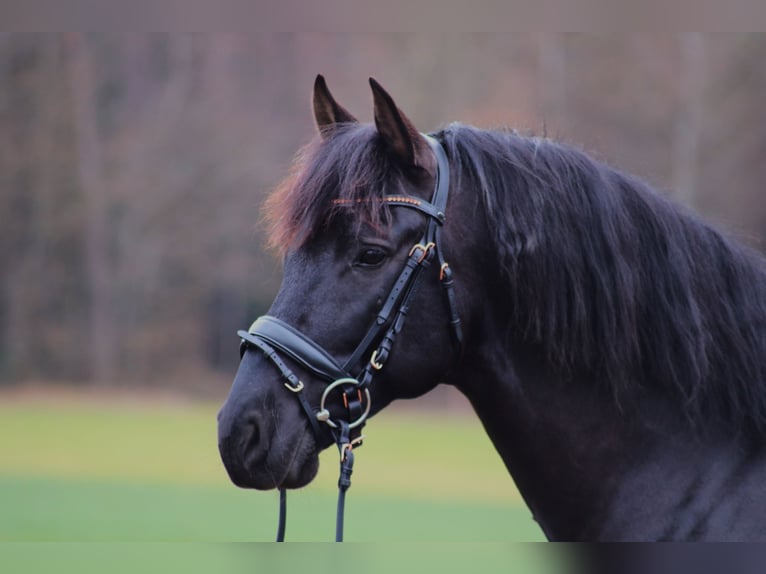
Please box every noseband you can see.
[237,134,462,541]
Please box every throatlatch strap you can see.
[439,264,463,347]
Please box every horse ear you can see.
[313,75,357,138]
[369,77,432,171]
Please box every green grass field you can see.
[0,391,544,543]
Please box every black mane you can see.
[441,123,766,435]
[267,121,766,435]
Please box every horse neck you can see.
[451,337,634,539]
[439,145,766,540]
[439,178,635,539]
[453,332,766,541]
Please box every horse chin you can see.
[280,453,320,489]
[243,442,320,491]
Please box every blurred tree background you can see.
[1,33,764,390]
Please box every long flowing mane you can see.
[442,124,766,435]
[266,122,766,435]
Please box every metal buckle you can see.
[439,262,450,281]
[370,349,384,370]
[340,436,365,462]
[283,380,304,392]
[408,242,435,263]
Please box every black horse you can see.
[218,76,766,541]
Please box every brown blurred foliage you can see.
[0,33,764,388]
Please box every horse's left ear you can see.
[369,78,433,172]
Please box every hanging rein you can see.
[237,134,462,542]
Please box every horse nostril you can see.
[241,412,270,469]
[241,414,259,450]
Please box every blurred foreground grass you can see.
[0,390,543,542]
[1,543,570,574]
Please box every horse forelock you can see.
[441,123,766,436]
[264,124,402,253]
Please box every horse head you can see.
[217,77,477,491]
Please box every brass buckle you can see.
[408,242,435,263]
[283,380,304,393]
[439,262,450,281]
[370,349,384,370]
[341,436,365,462]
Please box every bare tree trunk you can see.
[673,33,706,206]
[66,33,115,383]
[2,37,58,380]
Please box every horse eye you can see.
[355,248,387,268]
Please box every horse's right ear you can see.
[313,75,357,138]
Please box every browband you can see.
[332,195,445,223]
[331,134,450,225]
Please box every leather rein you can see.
[237,135,462,542]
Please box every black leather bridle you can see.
[237,134,462,542]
